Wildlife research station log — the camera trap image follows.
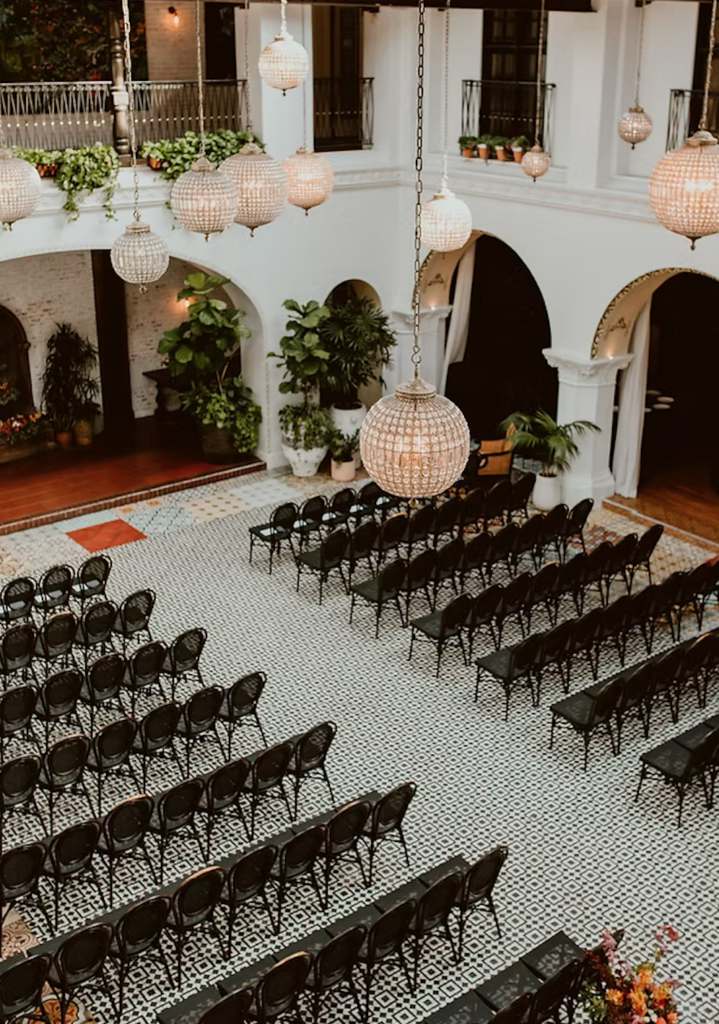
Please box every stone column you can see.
[385,305,452,395]
[543,349,633,507]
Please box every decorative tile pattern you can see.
[0,473,716,1024]
[125,506,194,535]
[66,519,147,552]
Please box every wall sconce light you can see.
[168,7,179,26]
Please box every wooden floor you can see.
[607,459,719,545]
[0,420,264,532]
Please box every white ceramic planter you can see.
[331,459,356,483]
[330,402,367,468]
[533,473,562,511]
[281,443,328,477]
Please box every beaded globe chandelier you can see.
[111,0,168,291]
[421,0,471,253]
[221,0,287,234]
[284,8,333,215]
[0,143,41,228]
[170,0,236,239]
[649,0,719,248]
[258,0,308,95]
[360,0,469,499]
[522,0,551,181]
[618,0,652,149]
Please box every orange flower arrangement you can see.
[580,925,680,1024]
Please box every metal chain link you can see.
[301,4,307,149]
[700,0,718,130]
[120,0,140,219]
[533,0,546,146]
[280,0,288,35]
[245,0,253,137]
[634,0,645,108]
[195,0,206,155]
[412,0,425,374]
[441,0,450,187]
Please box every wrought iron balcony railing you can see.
[0,80,248,152]
[314,77,373,152]
[461,79,556,153]
[666,88,719,151]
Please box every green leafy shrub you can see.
[319,294,396,407]
[182,377,261,453]
[53,144,120,219]
[41,322,99,431]
[327,427,359,463]
[140,129,263,181]
[12,147,63,166]
[278,402,331,450]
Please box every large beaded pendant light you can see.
[522,0,551,181]
[170,0,236,239]
[258,0,309,95]
[0,140,41,228]
[649,0,719,248]
[420,0,471,252]
[284,7,334,214]
[360,0,470,499]
[220,0,287,235]
[111,0,169,291]
[618,0,652,148]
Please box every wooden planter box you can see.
[0,438,55,465]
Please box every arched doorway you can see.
[438,234,555,440]
[0,306,33,417]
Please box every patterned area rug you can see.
[0,470,716,1024]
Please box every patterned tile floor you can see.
[0,469,717,1024]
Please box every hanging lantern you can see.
[111,219,170,293]
[220,142,287,235]
[360,377,470,498]
[618,106,653,149]
[284,147,333,214]
[648,130,719,248]
[258,0,308,95]
[522,143,551,181]
[0,149,41,228]
[421,186,472,252]
[170,156,237,239]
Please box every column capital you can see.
[543,349,634,387]
[391,305,453,331]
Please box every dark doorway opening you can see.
[0,306,33,417]
[444,234,555,441]
[205,3,237,80]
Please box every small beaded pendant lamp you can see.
[111,0,168,291]
[258,0,308,95]
[649,0,719,248]
[420,0,471,253]
[522,0,551,181]
[618,0,652,149]
[360,0,470,499]
[170,0,236,239]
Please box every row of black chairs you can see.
[0,784,418,1024]
[0,556,113,625]
[636,714,719,826]
[0,591,161,685]
[550,628,719,769]
[161,844,507,1024]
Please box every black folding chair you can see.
[455,845,509,957]
[0,953,53,1024]
[71,554,112,608]
[47,923,113,1024]
[37,733,91,832]
[196,759,250,859]
[161,627,207,699]
[269,826,325,933]
[219,671,268,756]
[321,799,371,905]
[148,779,204,883]
[0,577,36,627]
[130,701,182,793]
[74,600,116,669]
[349,558,406,638]
[0,623,37,686]
[108,895,172,1020]
[85,717,137,815]
[220,844,278,951]
[97,794,155,907]
[249,502,299,573]
[42,819,105,930]
[166,867,226,986]
[33,565,73,621]
[549,677,622,770]
[361,782,416,885]
[475,633,543,719]
[409,594,471,678]
[356,901,415,1018]
[176,685,224,777]
[112,589,156,652]
[241,742,293,839]
[285,722,336,820]
[79,652,125,736]
[296,529,349,604]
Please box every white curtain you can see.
[439,241,476,395]
[612,299,651,497]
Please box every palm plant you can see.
[500,409,600,477]
[318,294,396,408]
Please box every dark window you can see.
[479,9,546,140]
[205,3,237,81]
[313,6,365,152]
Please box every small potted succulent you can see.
[327,428,360,483]
[476,134,493,161]
[458,136,476,158]
[511,135,531,162]
[493,136,510,161]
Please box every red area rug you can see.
[67,518,146,552]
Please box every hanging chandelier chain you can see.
[700,0,718,130]
[533,0,546,146]
[280,0,288,35]
[441,0,450,187]
[120,0,140,220]
[244,0,253,137]
[194,0,206,156]
[301,4,307,149]
[412,0,425,375]
[634,0,645,107]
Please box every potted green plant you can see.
[327,428,360,482]
[54,143,120,220]
[476,134,493,161]
[268,299,332,477]
[458,135,476,158]
[318,293,396,467]
[492,136,510,161]
[140,129,261,181]
[500,409,600,510]
[13,146,63,177]
[158,273,261,462]
[510,135,531,162]
[41,323,100,448]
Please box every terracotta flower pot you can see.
[512,147,525,163]
[461,147,474,158]
[56,430,73,449]
[73,419,94,447]
[495,147,508,162]
[36,163,59,178]
[147,156,163,171]
[331,459,356,483]
[477,144,490,161]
